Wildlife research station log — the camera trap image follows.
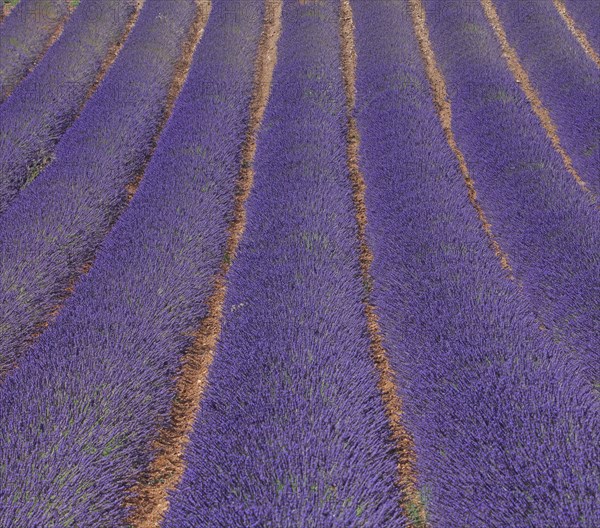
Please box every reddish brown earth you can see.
[125,1,282,526]
[339,1,428,526]
[482,0,595,198]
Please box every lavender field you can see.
[0,0,598,526]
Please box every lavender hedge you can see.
[0,0,69,102]
[0,0,200,378]
[563,0,600,53]
[0,0,138,214]
[350,0,600,525]
[0,1,266,525]
[423,0,600,388]
[164,2,405,526]
[494,0,600,195]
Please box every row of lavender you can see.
[0,0,70,102]
[563,0,600,52]
[351,0,599,525]
[0,0,266,524]
[0,0,201,378]
[422,0,600,387]
[164,1,406,525]
[493,0,599,195]
[0,0,597,525]
[0,0,139,214]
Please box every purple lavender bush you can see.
[0,0,200,378]
[0,0,70,102]
[0,0,267,525]
[494,0,600,195]
[563,0,600,53]
[350,0,600,525]
[0,0,138,213]
[163,2,406,526]
[423,0,600,388]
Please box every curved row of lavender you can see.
[494,0,600,196]
[423,0,600,388]
[0,0,70,102]
[563,0,600,53]
[0,0,139,214]
[0,0,265,525]
[350,0,600,525]
[0,0,201,379]
[164,2,405,526]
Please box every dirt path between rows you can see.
[339,1,428,526]
[23,0,145,188]
[124,1,282,525]
[4,0,212,385]
[1,0,73,101]
[408,0,514,277]
[553,0,600,68]
[82,0,144,108]
[482,0,595,199]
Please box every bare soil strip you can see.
[82,0,144,105]
[481,0,595,197]
[19,0,211,379]
[339,1,428,526]
[3,0,74,98]
[24,0,145,184]
[43,18,67,52]
[125,0,211,200]
[124,1,282,526]
[41,1,75,58]
[408,0,514,277]
[553,0,600,67]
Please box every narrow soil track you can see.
[339,1,427,526]
[35,1,74,63]
[24,0,145,188]
[6,0,211,383]
[408,0,513,277]
[0,0,72,100]
[82,0,144,113]
[125,1,282,525]
[0,0,23,21]
[481,0,595,198]
[553,0,600,67]
[125,0,210,200]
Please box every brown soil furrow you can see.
[339,1,428,526]
[1,0,43,21]
[24,0,145,185]
[481,0,595,198]
[10,0,211,382]
[40,1,76,58]
[9,1,72,91]
[553,0,600,68]
[126,0,211,200]
[124,1,282,526]
[82,0,144,106]
[408,0,514,278]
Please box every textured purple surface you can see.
[164,2,406,526]
[0,0,138,213]
[494,0,600,195]
[423,0,600,388]
[0,1,264,525]
[351,0,600,525]
[563,0,600,53]
[0,0,69,102]
[0,0,198,378]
